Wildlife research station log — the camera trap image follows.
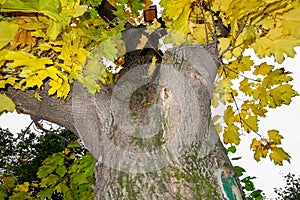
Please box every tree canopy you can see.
[0,0,299,196]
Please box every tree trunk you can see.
[3,45,245,199]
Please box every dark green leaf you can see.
[56,165,67,177]
[227,146,236,154]
[43,152,65,166]
[40,174,60,187]
[67,142,82,148]
[37,165,56,179]
[231,157,242,161]
[37,188,55,199]
[234,166,245,177]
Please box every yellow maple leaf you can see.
[5,51,53,72]
[212,115,222,123]
[34,92,42,101]
[250,103,267,117]
[160,0,193,20]
[218,37,232,59]
[253,63,274,75]
[0,21,19,50]
[211,93,219,108]
[147,56,157,77]
[70,152,76,159]
[15,182,30,192]
[239,78,252,96]
[268,130,283,145]
[191,24,207,44]
[215,124,223,134]
[224,105,235,125]
[251,138,268,162]
[63,148,70,155]
[23,75,44,88]
[269,84,297,106]
[136,34,148,50]
[269,146,290,165]
[145,19,161,34]
[242,115,258,133]
[170,3,192,36]
[279,4,300,35]
[252,28,300,64]
[0,94,15,114]
[223,124,240,145]
[0,77,18,88]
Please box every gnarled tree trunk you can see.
[4,44,245,199]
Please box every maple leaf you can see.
[252,28,300,64]
[224,56,253,79]
[242,115,258,133]
[0,94,15,114]
[10,29,37,49]
[211,93,219,108]
[34,92,42,101]
[250,104,267,117]
[0,77,18,88]
[98,37,119,61]
[0,21,19,50]
[269,147,290,166]
[224,105,235,125]
[223,125,240,145]
[251,138,268,162]
[136,34,148,50]
[147,56,157,77]
[160,0,192,20]
[239,78,253,96]
[145,19,161,34]
[279,4,300,35]
[253,63,274,76]
[269,84,297,106]
[218,37,232,59]
[268,130,283,145]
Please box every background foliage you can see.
[0,126,94,199]
[274,173,300,200]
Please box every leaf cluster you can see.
[213,58,296,165]
[274,173,300,200]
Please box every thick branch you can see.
[3,87,76,133]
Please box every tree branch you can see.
[3,86,77,134]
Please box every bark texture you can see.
[3,45,245,199]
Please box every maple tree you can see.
[0,0,299,199]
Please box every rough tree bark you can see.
[4,43,245,199]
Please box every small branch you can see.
[23,121,34,134]
[218,23,246,58]
[221,64,260,82]
[33,120,70,143]
[221,67,263,138]
[200,8,209,46]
